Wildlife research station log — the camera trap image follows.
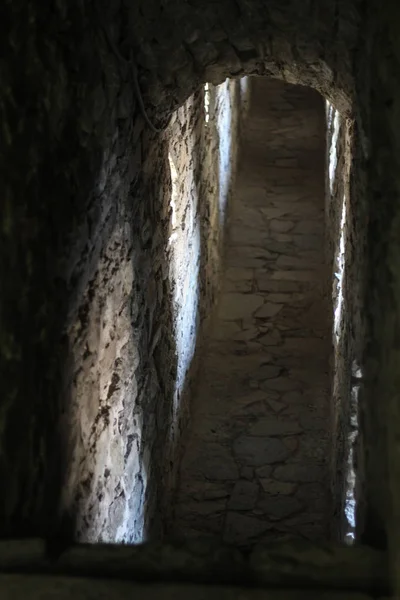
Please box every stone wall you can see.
[0,0,253,537]
[325,77,378,551]
[0,0,361,539]
[367,12,400,591]
[126,0,357,117]
[59,78,245,543]
[356,0,398,564]
[326,103,356,542]
[3,0,397,582]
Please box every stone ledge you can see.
[0,575,385,600]
[0,575,387,600]
[0,539,390,595]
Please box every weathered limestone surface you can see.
[172,78,332,547]
[0,31,247,540]
[59,81,248,543]
[325,102,358,542]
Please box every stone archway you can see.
[129,0,357,118]
[0,0,379,550]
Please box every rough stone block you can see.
[218,293,264,320]
[258,495,303,520]
[233,436,292,465]
[273,464,325,483]
[248,418,302,436]
[224,513,271,545]
[259,479,297,495]
[255,303,284,318]
[228,481,259,510]
[260,378,300,392]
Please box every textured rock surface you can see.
[325,102,357,542]
[172,79,332,547]
[59,81,249,543]
[0,20,249,537]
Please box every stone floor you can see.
[172,78,332,548]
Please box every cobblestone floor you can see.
[172,78,332,548]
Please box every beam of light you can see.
[204,83,211,124]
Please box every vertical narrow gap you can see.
[204,83,211,124]
[327,101,359,543]
[334,196,346,342]
[168,151,178,245]
[345,359,361,543]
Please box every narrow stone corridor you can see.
[172,78,332,548]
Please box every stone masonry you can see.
[0,0,362,541]
[172,78,332,547]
